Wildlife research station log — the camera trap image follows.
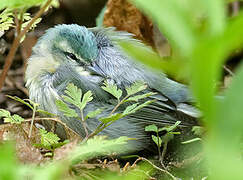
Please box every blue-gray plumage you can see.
[25,24,198,152]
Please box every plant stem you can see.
[88,123,104,139]
[161,141,168,168]
[109,95,129,115]
[80,109,89,142]
[88,95,129,139]
[156,132,163,164]
[28,104,36,138]
[0,0,52,91]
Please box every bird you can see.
[25,24,198,152]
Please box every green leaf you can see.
[43,152,53,157]
[125,92,156,102]
[221,13,243,57]
[20,15,42,42]
[152,135,162,147]
[62,83,82,108]
[11,114,24,124]
[3,117,11,123]
[170,131,181,135]
[145,124,158,132]
[7,95,33,110]
[201,0,226,35]
[36,109,56,116]
[55,99,78,118]
[61,84,93,115]
[22,17,42,30]
[50,0,60,8]
[0,109,11,118]
[126,81,147,96]
[0,9,14,31]
[4,115,24,124]
[0,109,24,124]
[85,108,103,120]
[62,84,93,111]
[99,113,123,124]
[39,129,60,149]
[80,90,93,110]
[122,103,138,116]
[51,139,69,149]
[101,81,122,100]
[158,121,181,132]
[182,138,202,144]
[125,100,154,115]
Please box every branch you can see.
[0,0,52,91]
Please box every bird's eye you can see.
[65,52,78,61]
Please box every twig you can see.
[14,10,23,36]
[0,0,52,91]
[24,117,81,137]
[132,157,178,180]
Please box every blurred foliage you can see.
[0,137,147,180]
[120,0,243,179]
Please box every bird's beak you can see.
[87,62,106,77]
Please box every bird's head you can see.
[38,24,98,65]
[25,24,102,86]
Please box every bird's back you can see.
[89,27,193,105]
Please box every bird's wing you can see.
[89,27,194,104]
[125,95,198,127]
